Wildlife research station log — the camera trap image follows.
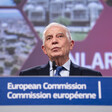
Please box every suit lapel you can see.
[38,63,49,76]
[70,62,81,76]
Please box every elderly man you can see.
[19,23,102,76]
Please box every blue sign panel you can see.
[0,77,112,105]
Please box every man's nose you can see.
[52,37,58,44]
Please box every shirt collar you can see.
[49,61,53,71]
[49,59,71,71]
[63,59,70,71]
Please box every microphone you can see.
[52,61,56,76]
[53,61,56,70]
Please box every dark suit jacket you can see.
[19,62,102,76]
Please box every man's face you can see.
[42,26,74,60]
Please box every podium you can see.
[0,77,112,105]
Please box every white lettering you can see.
[7,92,51,99]
[105,52,112,69]
[74,52,112,70]
[92,52,104,69]
[7,82,41,91]
[53,91,96,100]
[43,82,87,90]
[74,52,80,65]
[81,52,91,68]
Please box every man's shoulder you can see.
[19,63,49,76]
[71,63,102,76]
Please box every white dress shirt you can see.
[49,59,71,77]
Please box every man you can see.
[19,23,102,76]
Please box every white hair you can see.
[42,22,72,45]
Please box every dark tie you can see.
[55,66,64,76]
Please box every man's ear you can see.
[70,40,74,50]
[42,45,47,55]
